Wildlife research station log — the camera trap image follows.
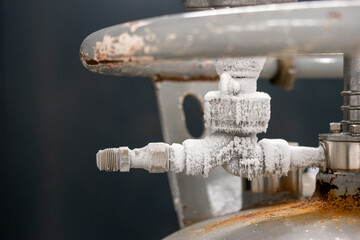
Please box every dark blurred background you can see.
[2,0,343,239]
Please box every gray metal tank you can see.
[165,172,360,240]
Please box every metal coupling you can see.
[319,55,360,173]
[96,143,185,173]
[205,58,271,134]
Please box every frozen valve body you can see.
[96,57,326,179]
[97,137,324,179]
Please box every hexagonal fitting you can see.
[147,143,169,173]
[96,143,185,173]
[119,147,130,172]
[329,122,342,133]
[349,124,360,135]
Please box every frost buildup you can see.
[96,57,325,179]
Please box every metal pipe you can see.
[342,56,360,132]
[80,1,360,72]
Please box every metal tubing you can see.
[344,56,360,92]
[80,0,360,73]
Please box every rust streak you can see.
[203,201,311,232]
[202,180,360,233]
[82,56,155,67]
[328,11,342,20]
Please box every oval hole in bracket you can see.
[182,94,204,138]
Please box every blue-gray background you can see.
[2,0,342,239]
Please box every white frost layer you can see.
[214,57,267,81]
[206,167,241,216]
[97,140,325,178]
[204,90,271,101]
[204,91,271,134]
[258,139,291,176]
[183,139,205,176]
[218,72,257,95]
[184,134,322,179]
[130,143,169,173]
[131,146,150,170]
[183,133,258,177]
[178,139,324,178]
[169,143,185,173]
[289,146,325,169]
[222,145,264,180]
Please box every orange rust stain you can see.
[203,201,308,232]
[83,56,154,67]
[326,189,360,210]
[203,194,360,233]
[123,21,144,32]
[328,11,342,20]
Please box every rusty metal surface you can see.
[270,56,295,90]
[317,172,360,199]
[182,0,297,10]
[80,0,360,74]
[80,55,343,80]
[165,173,360,240]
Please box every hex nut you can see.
[349,124,360,134]
[147,143,169,173]
[119,147,130,172]
[329,122,342,133]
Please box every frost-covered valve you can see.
[205,58,270,134]
[96,57,326,179]
[97,143,185,173]
[97,137,325,178]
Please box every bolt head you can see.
[329,122,342,133]
[349,124,360,134]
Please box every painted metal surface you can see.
[80,0,360,73]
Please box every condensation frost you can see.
[97,57,325,179]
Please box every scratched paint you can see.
[94,33,145,62]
